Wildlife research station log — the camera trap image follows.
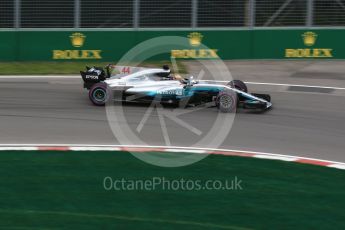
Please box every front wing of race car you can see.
[234,89,272,110]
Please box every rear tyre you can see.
[228,80,248,93]
[216,91,237,113]
[89,82,109,106]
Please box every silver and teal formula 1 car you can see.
[80,65,272,112]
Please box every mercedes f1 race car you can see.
[80,65,272,112]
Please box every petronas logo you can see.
[70,32,86,47]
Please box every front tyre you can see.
[89,82,109,106]
[217,91,237,113]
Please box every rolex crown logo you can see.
[302,31,317,46]
[188,32,203,47]
[70,32,86,47]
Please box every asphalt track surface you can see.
[1,61,345,162]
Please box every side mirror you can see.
[187,76,194,87]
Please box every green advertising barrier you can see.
[15,30,251,61]
[0,29,344,61]
[0,32,17,61]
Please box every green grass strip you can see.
[0,150,344,229]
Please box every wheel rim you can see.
[93,88,106,102]
[220,95,232,109]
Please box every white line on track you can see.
[328,164,345,170]
[202,80,345,90]
[245,81,345,90]
[253,155,298,161]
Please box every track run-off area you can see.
[1,61,345,164]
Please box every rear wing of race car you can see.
[80,65,144,89]
[80,66,108,89]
